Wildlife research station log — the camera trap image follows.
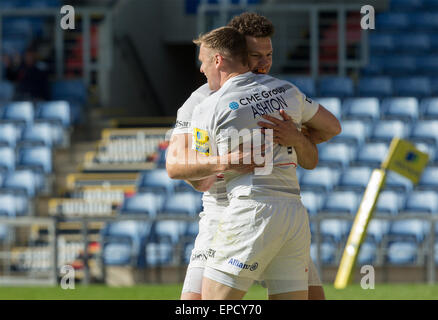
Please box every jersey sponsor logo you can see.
[228,258,258,271]
[229,101,239,110]
[239,86,286,106]
[193,128,210,156]
[175,120,190,128]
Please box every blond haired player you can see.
[166,13,340,300]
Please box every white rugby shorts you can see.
[205,196,311,282]
[187,204,225,269]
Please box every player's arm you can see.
[166,133,256,182]
[166,133,225,180]
[258,110,318,170]
[302,104,342,144]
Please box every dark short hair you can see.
[227,12,274,38]
[193,26,248,65]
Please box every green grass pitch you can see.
[0,283,437,300]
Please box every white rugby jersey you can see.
[172,83,229,206]
[191,72,319,199]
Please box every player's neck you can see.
[220,68,250,86]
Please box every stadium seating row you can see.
[101,217,438,267]
[279,76,438,98]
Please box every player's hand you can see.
[223,143,267,174]
[257,110,304,147]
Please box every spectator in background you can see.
[14,46,50,101]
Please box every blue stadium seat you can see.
[51,80,87,105]
[404,190,438,214]
[320,219,350,242]
[119,192,164,217]
[101,220,151,266]
[152,220,188,244]
[314,98,342,119]
[420,98,438,119]
[0,146,15,172]
[300,190,326,216]
[160,192,202,216]
[416,56,438,76]
[2,101,34,126]
[51,80,86,124]
[387,241,419,265]
[185,221,199,238]
[300,166,340,193]
[0,81,14,103]
[382,56,416,75]
[385,170,413,193]
[35,101,71,127]
[136,169,177,195]
[284,76,316,97]
[357,77,393,98]
[311,241,338,265]
[369,33,394,53]
[183,242,194,264]
[375,190,405,216]
[418,166,438,190]
[343,97,380,122]
[376,13,411,30]
[0,123,20,147]
[332,120,368,147]
[3,17,33,38]
[381,97,419,122]
[370,120,410,143]
[411,13,438,31]
[389,219,427,242]
[12,193,29,216]
[337,166,373,192]
[393,34,431,54]
[0,193,17,217]
[361,56,386,76]
[322,190,360,215]
[423,0,438,9]
[21,122,55,147]
[318,77,354,98]
[2,169,38,197]
[393,77,431,97]
[17,146,52,174]
[357,241,378,265]
[318,142,356,169]
[410,120,438,144]
[355,142,389,167]
[0,0,20,8]
[366,220,390,243]
[415,142,436,164]
[390,0,423,11]
[145,241,174,266]
[431,35,438,52]
[23,0,61,8]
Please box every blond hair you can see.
[193,26,248,66]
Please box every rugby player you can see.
[166,13,340,300]
[191,26,341,300]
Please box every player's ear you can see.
[214,54,223,68]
